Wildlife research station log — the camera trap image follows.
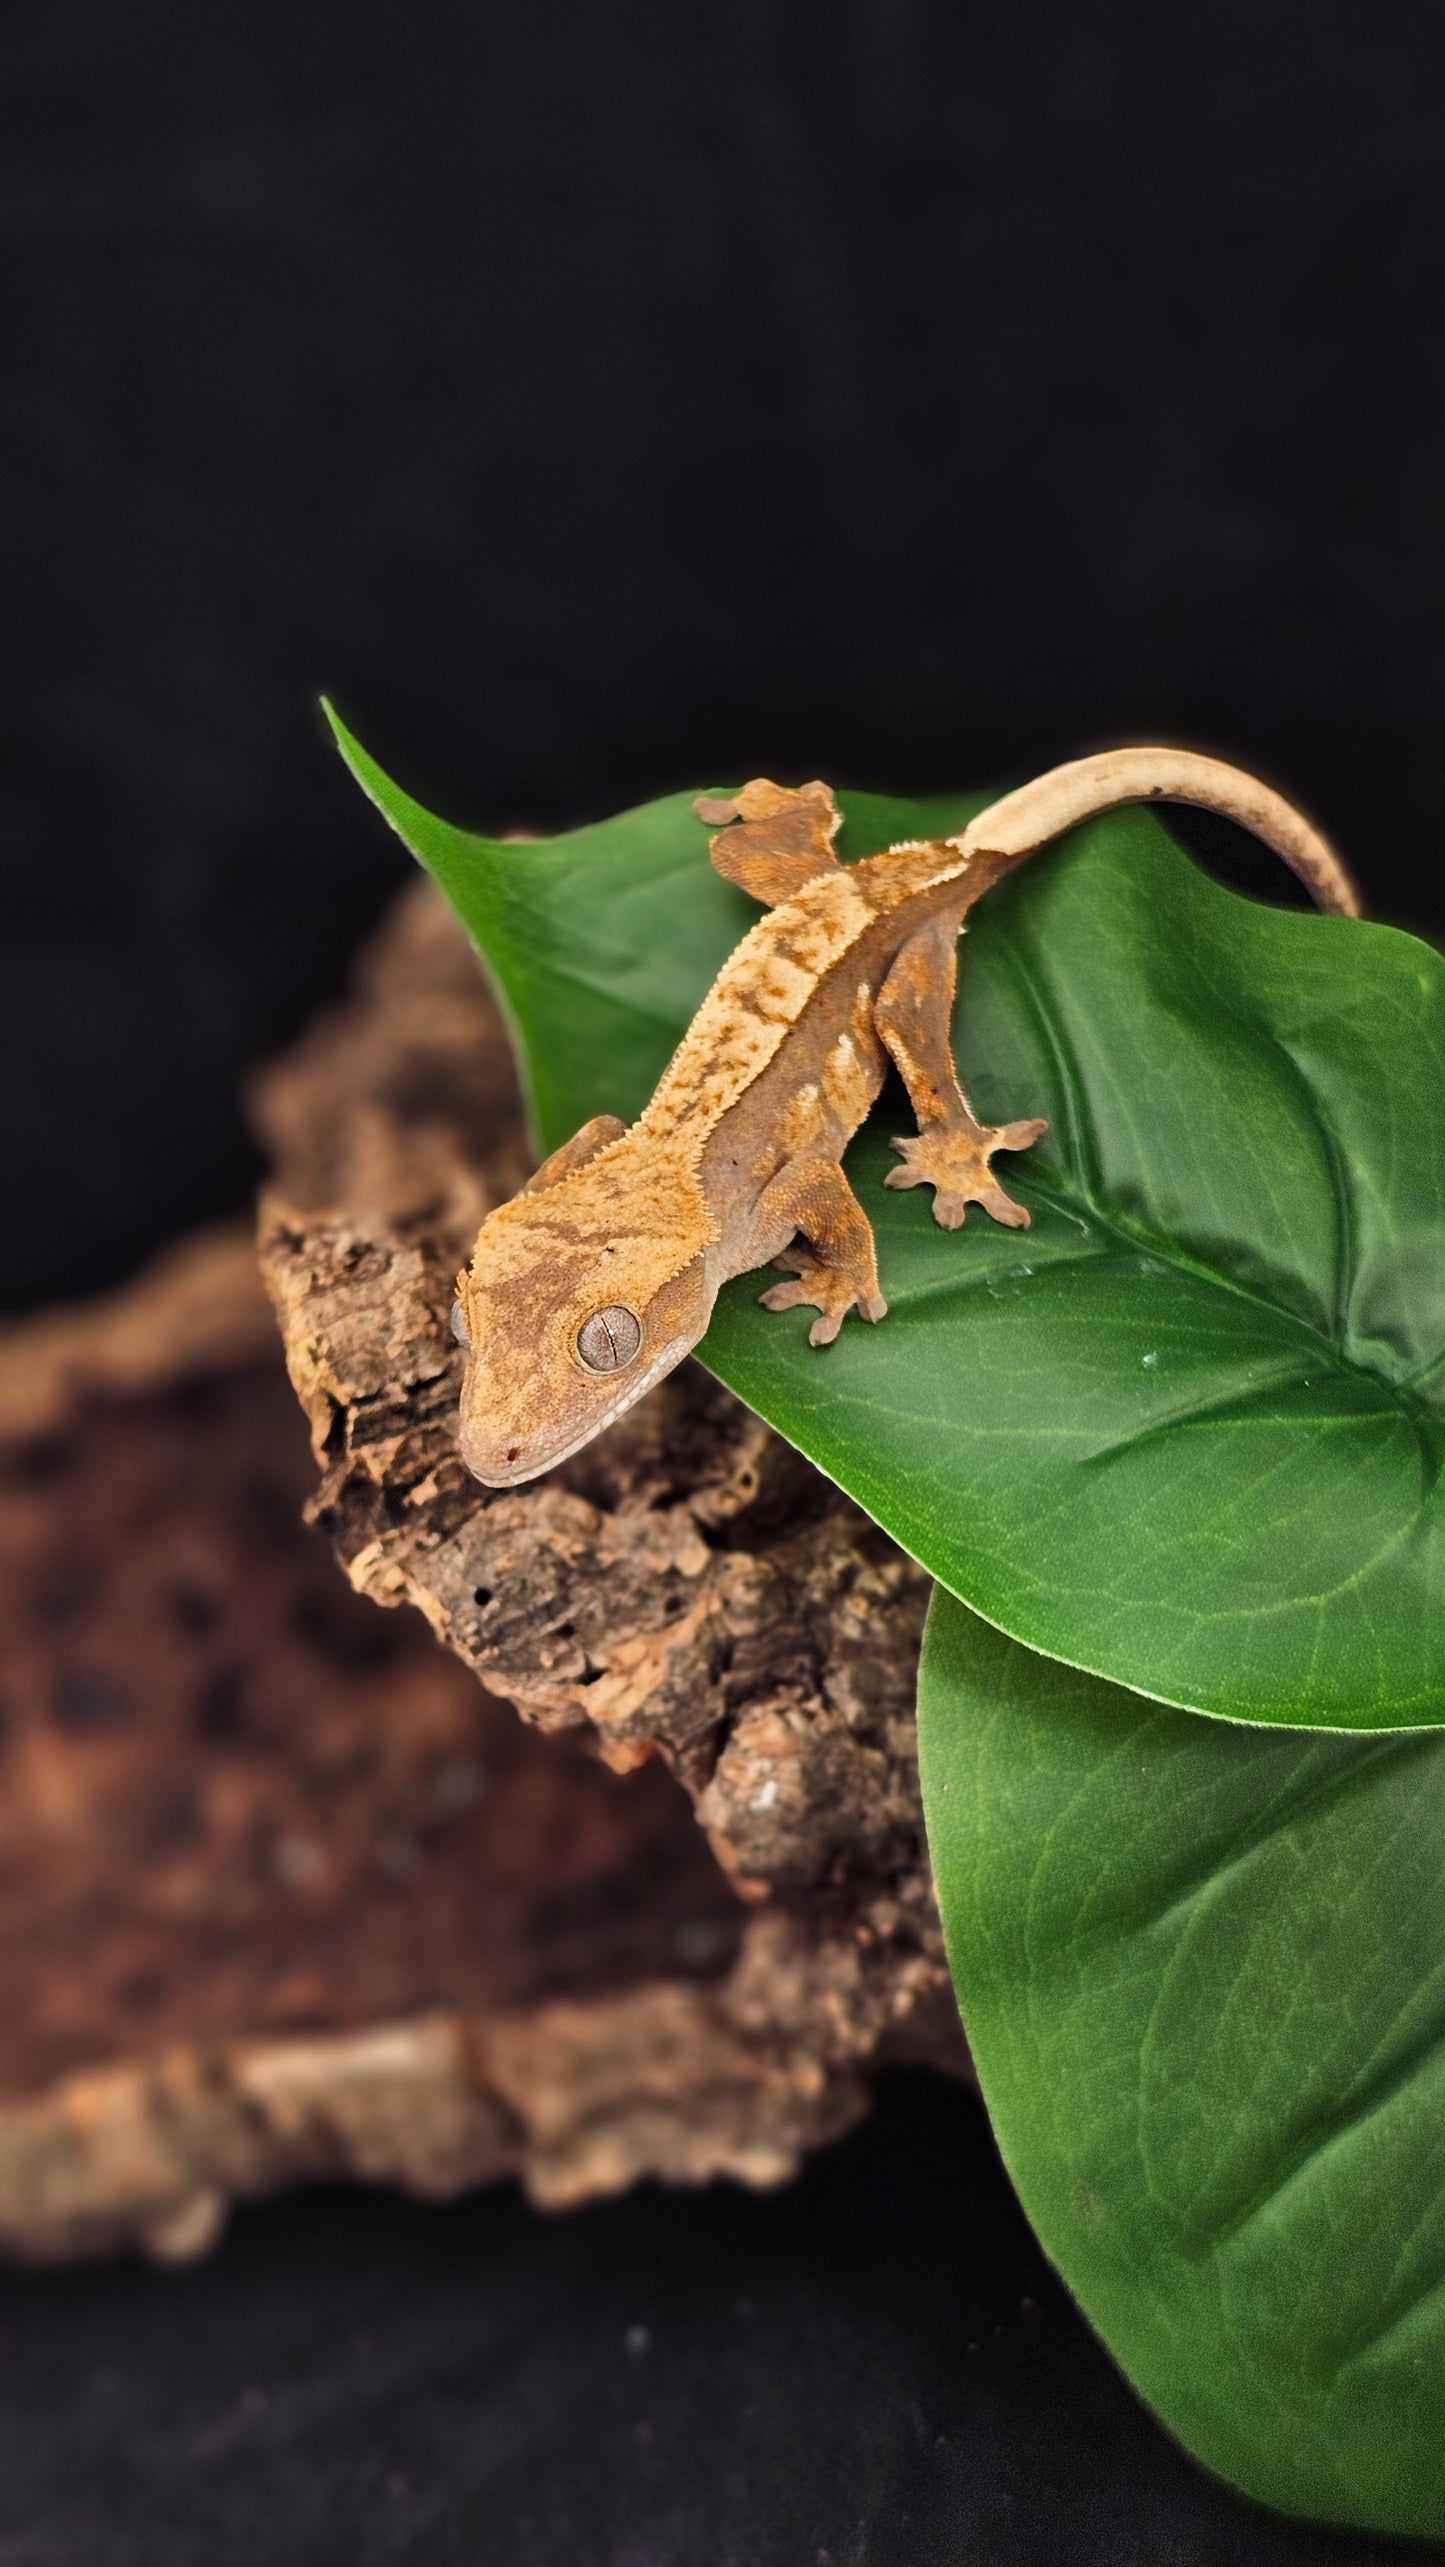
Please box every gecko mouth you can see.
[460,1333,698,1487]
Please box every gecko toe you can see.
[890,1116,1042,1231]
[762,1269,882,1341]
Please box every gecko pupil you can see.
[576,1306,642,1372]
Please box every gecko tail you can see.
[954,747,1361,918]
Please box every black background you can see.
[3,2078,1440,2567]
[5,0,1444,1310]
[4,3,1445,2559]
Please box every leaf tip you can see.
[319,695,374,792]
[316,698,437,868]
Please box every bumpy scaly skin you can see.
[453,752,1358,1486]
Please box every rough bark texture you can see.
[0,1229,753,2260]
[252,887,964,2129]
[0,883,963,2265]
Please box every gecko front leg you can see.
[749,1154,888,1346]
[875,915,1047,1229]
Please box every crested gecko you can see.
[450,747,1358,1485]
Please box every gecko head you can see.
[450,1168,715,1486]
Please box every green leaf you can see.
[326,706,1445,1729]
[324,708,983,1151]
[918,1587,1445,2539]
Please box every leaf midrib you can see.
[1010,1171,1445,1430]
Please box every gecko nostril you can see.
[506,1445,521,1463]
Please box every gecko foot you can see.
[759,1247,888,1348]
[885,1117,1047,1231]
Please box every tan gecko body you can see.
[453,749,1358,1485]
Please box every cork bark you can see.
[0,883,964,2265]
[251,886,965,2122]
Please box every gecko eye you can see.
[576,1306,642,1373]
[449,1297,470,1348]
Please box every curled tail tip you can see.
[961,744,1364,919]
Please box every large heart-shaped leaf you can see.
[327,709,1445,1729]
[918,1586,1445,2539]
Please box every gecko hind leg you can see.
[752,1154,888,1347]
[875,916,1047,1230]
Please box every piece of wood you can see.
[0,881,964,2265]
[251,887,965,2128]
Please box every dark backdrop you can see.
[4,7,1445,2562]
[4,0,1443,1309]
